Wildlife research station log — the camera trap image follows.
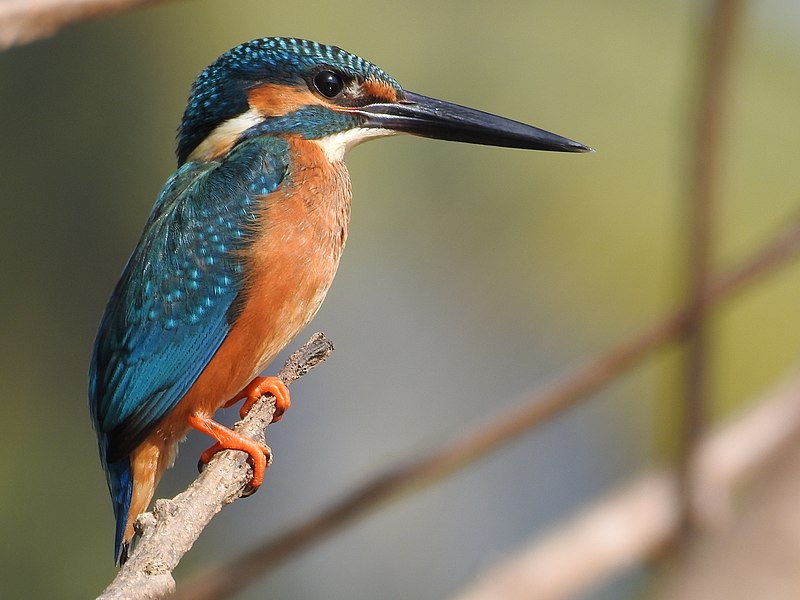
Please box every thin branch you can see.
[0,0,176,49]
[451,371,800,600]
[680,0,746,534]
[175,216,800,600]
[96,333,334,600]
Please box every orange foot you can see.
[223,376,291,422]
[189,414,271,496]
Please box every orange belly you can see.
[125,138,352,542]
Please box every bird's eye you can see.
[313,70,345,98]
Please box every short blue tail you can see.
[106,458,134,565]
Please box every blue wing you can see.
[89,137,289,561]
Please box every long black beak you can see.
[359,91,592,153]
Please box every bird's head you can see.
[177,37,591,166]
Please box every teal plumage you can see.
[89,137,289,563]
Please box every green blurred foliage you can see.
[0,1,799,598]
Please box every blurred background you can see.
[1,0,800,598]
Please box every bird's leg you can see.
[223,376,291,421]
[194,378,290,493]
[189,414,271,495]
[195,377,291,496]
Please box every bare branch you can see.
[0,0,177,49]
[96,333,334,600]
[175,217,800,600]
[451,370,800,600]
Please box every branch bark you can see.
[0,0,176,49]
[96,332,334,600]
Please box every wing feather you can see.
[89,137,289,464]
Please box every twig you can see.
[0,0,176,49]
[96,333,334,600]
[680,0,746,534]
[175,216,800,600]
[450,371,800,600]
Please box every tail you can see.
[106,458,134,565]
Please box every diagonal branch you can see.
[96,332,334,600]
[0,0,179,49]
[175,215,800,600]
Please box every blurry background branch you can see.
[680,0,746,534]
[175,215,800,600]
[450,371,800,600]
[0,0,176,49]
[97,334,333,600]
[655,410,800,600]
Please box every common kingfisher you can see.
[89,36,590,565]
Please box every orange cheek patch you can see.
[247,84,327,117]
[362,79,398,102]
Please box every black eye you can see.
[313,70,345,98]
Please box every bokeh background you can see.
[2,0,800,598]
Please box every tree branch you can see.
[96,332,334,600]
[0,0,178,49]
[175,215,800,600]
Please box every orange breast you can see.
[155,137,352,445]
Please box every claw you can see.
[197,441,224,472]
[241,480,258,498]
[189,415,271,494]
[224,376,291,422]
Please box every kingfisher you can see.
[89,36,590,565]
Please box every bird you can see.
[88,36,591,565]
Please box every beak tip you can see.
[563,139,594,153]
